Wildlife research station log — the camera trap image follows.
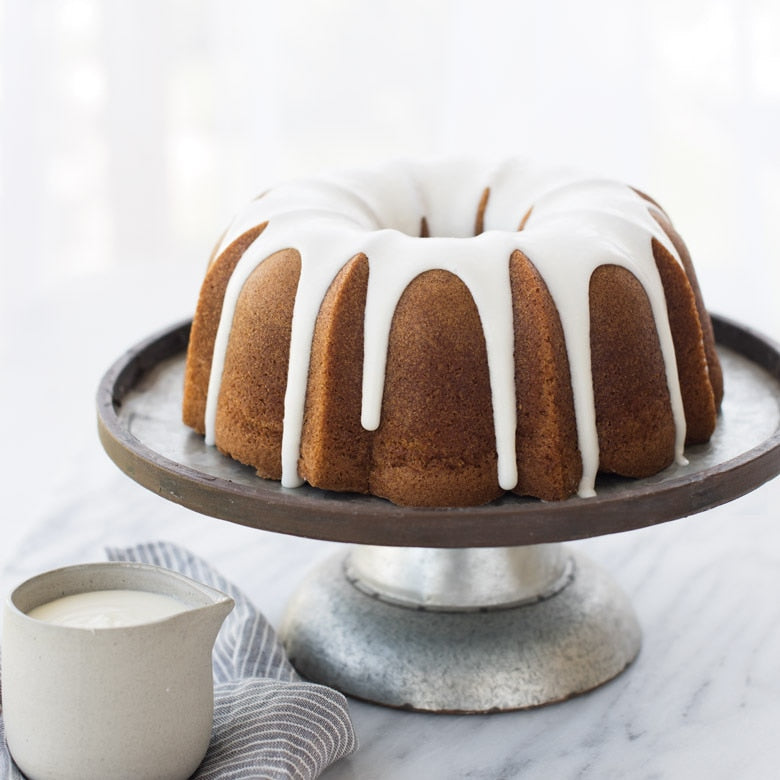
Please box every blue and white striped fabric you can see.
[0,541,357,780]
[0,682,21,780]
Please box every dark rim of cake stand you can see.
[96,315,780,548]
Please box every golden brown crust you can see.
[510,251,581,500]
[517,206,533,231]
[651,210,724,408]
[475,187,490,235]
[213,249,301,479]
[369,269,502,506]
[652,238,717,443]
[182,224,266,432]
[589,265,676,477]
[633,189,723,409]
[298,255,372,494]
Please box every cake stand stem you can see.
[280,543,641,713]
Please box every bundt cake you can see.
[182,158,723,507]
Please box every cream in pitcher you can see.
[27,588,189,628]
[1,562,234,780]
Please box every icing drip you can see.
[204,158,688,498]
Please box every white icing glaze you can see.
[203,158,688,499]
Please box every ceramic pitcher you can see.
[1,562,234,780]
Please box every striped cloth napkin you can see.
[0,541,357,780]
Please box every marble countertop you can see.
[1,264,779,779]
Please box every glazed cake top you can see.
[203,158,686,498]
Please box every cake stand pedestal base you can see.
[280,544,641,713]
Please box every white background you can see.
[1,3,780,778]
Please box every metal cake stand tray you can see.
[97,315,780,712]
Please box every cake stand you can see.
[97,315,780,712]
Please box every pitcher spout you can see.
[154,570,235,645]
[186,589,235,644]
